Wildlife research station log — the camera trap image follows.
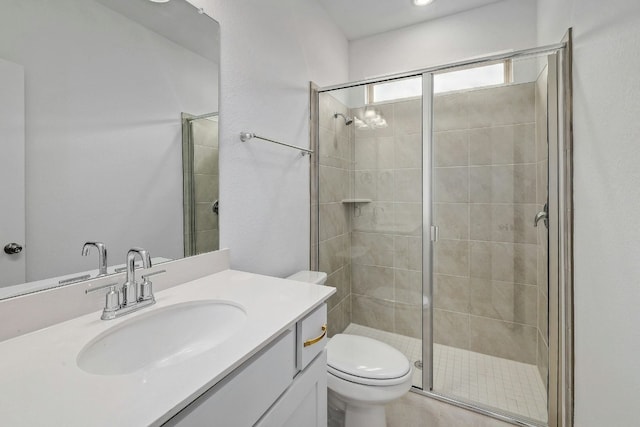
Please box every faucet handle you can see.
[86,282,121,318]
[85,281,119,294]
[139,270,165,302]
[141,269,166,280]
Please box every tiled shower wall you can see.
[349,99,423,339]
[432,83,540,365]
[535,68,549,387]
[318,93,352,337]
[319,81,548,373]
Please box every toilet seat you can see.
[326,334,411,386]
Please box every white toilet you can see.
[286,270,413,427]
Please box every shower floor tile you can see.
[343,323,547,424]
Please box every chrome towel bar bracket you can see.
[240,131,313,156]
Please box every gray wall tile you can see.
[467,83,535,128]
[319,234,348,275]
[434,130,469,167]
[326,266,350,311]
[469,124,535,165]
[470,204,538,244]
[470,316,537,364]
[395,302,421,339]
[352,294,395,333]
[433,92,469,131]
[435,240,469,277]
[319,166,349,203]
[435,203,469,240]
[395,134,422,168]
[394,99,422,135]
[434,274,470,313]
[434,309,469,349]
[393,203,422,235]
[469,279,537,325]
[537,330,549,390]
[328,295,350,338]
[435,167,469,202]
[394,169,422,203]
[352,231,394,267]
[319,203,347,242]
[395,268,422,304]
[352,264,394,300]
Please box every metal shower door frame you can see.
[421,72,435,392]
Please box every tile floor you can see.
[343,323,547,424]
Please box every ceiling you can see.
[317,0,505,40]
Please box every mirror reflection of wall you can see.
[0,0,219,298]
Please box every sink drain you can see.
[414,360,423,370]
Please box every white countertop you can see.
[0,269,334,426]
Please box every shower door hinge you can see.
[430,225,439,242]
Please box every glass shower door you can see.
[317,77,426,390]
[428,53,551,424]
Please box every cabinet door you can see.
[164,330,295,427]
[256,351,327,427]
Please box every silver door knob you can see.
[4,243,23,255]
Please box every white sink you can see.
[77,300,247,375]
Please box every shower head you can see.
[334,112,353,126]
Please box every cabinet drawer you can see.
[296,304,327,371]
[164,329,295,427]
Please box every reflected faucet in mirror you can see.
[82,242,108,277]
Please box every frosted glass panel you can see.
[434,63,504,93]
[372,77,421,102]
[371,63,505,103]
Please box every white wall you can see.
[537,1,640,425]
[349,0,538,81]
[187,0,349,277]
[0,0,218,282]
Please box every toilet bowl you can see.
[326,334,412,427]
[286,271,413,427]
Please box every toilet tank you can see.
[286,270,327,285]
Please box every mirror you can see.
[0,0,220,299]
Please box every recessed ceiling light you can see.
[413,0,435,6]
[148,0,170,3]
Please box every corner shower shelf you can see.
[341,199,372,204]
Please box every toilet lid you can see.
[326,334,411,385]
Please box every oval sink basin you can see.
[77,300,247,375]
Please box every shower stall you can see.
[182,112,220,257]
[312,42,572,427]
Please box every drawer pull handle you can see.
[303,324,327,347]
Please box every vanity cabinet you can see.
[164,304,328,427]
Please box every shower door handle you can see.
[534,203,549,229]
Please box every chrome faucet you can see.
[86,247,165,320]
[82,242,108,276]
[122,248,152,307]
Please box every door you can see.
[0,58,26,287]
[427,53,554,424]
